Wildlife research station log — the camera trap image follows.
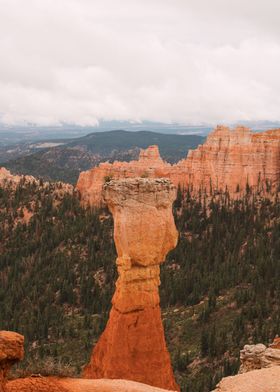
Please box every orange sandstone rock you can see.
[183,125,280,193]
[76,145,171,207]
[270,336,280,349]
[0,331,24,392]
[0,330,174,392]
[6,377,175,392]
[77,127,280,207]
[83,178,179,391]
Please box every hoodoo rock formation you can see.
[76,145,171,206]
[77,126,280,207]
[83,178,179,391]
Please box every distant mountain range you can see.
[0,130,204,184]
[0,121,211,146]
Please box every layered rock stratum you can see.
[83,178,179,391]
[239,340,280,373]
[77,126,280,207]
[0,330,175,392]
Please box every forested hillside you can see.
[0,180,279,391]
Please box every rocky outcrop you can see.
[239,341,280,373]
[83,178,179,391]
[6,377,174,392]
[0,167,73,195]
[0,331,24,392]
[214,367,280,392]
[77,126,280,207]
[213,338,280,391]
[76,145,172,207]
[0,330,175,392]
[270,336,280,349]
[0,167,35,189]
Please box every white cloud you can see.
[0,0,280,126]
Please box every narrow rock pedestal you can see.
[83,178,179,391]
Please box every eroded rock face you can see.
[76,145,171,207]
[0,331,24,392]
[83,178,179,391]
[213,339,280,392]
[239,342,280,373]
[77,127,280,207]
[184,125,280,193]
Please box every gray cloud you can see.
[0,0,280,126]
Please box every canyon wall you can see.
[77,126,280,207]
[83,178,179,391]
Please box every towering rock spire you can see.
[83,178,179,391]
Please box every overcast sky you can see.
[0,0,280,126]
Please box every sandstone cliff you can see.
[83,178,179,391]
[184,125,280,193]
[77,126,280,207]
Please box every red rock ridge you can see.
[83,178,179,391]
[77,126,280,207]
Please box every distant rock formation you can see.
[0,330,175,392]
[0,167,35,189]
[214,338,280,391]
[77,126,280,207]
[0,167,74,196]
[83,178,179,391]
[184,125,280,194]
[239,340,280,373]
[76,145,170,206]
